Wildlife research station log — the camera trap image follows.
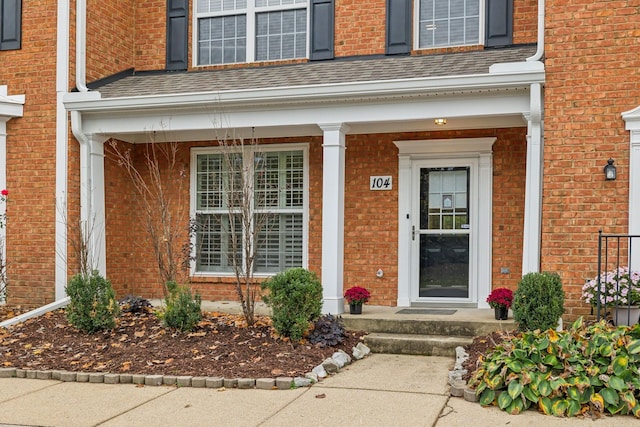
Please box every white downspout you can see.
[526,0,545,62]
[76,0,89,92]
[55,0,71,301]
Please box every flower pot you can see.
[612,306,640,326]
[494,306,508,320]
[349,302,363,315]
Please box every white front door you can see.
[394,138,495,308]
[411,159,478,303]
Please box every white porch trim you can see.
[320,123,349,314]
[622,105,640,270]
[394,138,496,308]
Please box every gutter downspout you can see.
[526,0,545,62]
[76,0,89,93]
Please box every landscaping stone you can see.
[305,372,318,383]
[89,373,104,383]
[36,370,52,380]
[191,377,206,388]
[163,375,177,385]
[454,346,469,371]
[59,372,77,382]
[51,370,62,380]
[352,346,365,360]
[223,378,237,388]
[132,374,146,385]
[293,377,312,388]
[312,364,327,379]
[119,374,132,384]
[176,376,192,387]
[450,380,467,397]
[205,377,224,388]
[355,342,370,356]
[332,350,351,367]
[275,377,293,390]
[104,374,120,384]
[256,378,275,390]
[15,369,26,378]
[464,387,478,402]
[145,375,163,386]
[26,370,37,379]
[321,358,339,374]
[0,368,16,378]
[76,373,90,382]
[237,378,255,389]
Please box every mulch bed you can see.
[461,330,512,382]
[0,307,365,379]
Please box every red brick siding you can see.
[1,1,59,305]
[134,0,168,71]
[542,1,638,320]
[513,0,539,44]
[334,0,387,57]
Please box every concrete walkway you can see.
[0,354,637,427]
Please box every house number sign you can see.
[370,176,392,190]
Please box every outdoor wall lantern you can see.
[604,158,617,180]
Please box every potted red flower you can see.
[487,287,513,320]
[344,286,371,314]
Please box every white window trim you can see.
[190,143,309,277]
[193,1,310,67]
[413,0,486,50]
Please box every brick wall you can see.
[1,1,59,306]
[335,0,387,56]
[543,1,638,320]
[103,129,526,307]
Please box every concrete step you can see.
[342,316,515,338]
[364,333,474,357]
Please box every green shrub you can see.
[65,271,119,333]
[469,318,640,418]
[512,272,564,331]
[261,268,323,342]
[160,281,202,332]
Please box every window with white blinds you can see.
[196,0,308,65]
[418,0,480,48]
[192,146,307,274]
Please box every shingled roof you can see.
[93,45,537,99]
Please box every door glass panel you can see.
[419,234,469,297]
[418,167,470,298]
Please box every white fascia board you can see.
[63,70,545,113]
[622,105,640,129]
[0,93,25,119]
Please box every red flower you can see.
[344,286,371,304]
[0,189,7,196]
[486,287,514,309]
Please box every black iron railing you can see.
[592,231,640,325]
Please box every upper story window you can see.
[196,0,308,66]
[417,0,480,48]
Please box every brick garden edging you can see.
[0,343,371,390]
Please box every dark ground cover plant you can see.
[468,318,640,418]
[308,314,346,347]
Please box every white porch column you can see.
[78,131,108,277]
[477,152,494,308]
[522,83,543,274]
[622,106,640,271]
[319,123,349,314]
[396,154,412,306]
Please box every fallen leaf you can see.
[187,332,206,337]
[165,358,174,364]
[3,361,12,367]
[315,394,326,399]
[119,334,128,342]
[271,369,284,376]
[111,343,121,348]
[121,361,132,371]
[134,331,145,338]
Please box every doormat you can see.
[395,309,457,315]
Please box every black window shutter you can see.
[386,0,411,55]
[0,0,22,51]
[166,0,188,70]
[310,0,334,60]
[485,0,513,47]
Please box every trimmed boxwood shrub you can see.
[160,280,202,332]
[66,271,119,333]
[261,268,323,342]
[512,272,564,332]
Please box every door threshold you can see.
[410,301,477,309]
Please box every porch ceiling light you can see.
[604,158,616,180]
[434,118,447,125]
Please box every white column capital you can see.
[318,123,350,135]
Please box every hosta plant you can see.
[468,318,640,418]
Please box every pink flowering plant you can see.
[486,287,513,309]
[582,266,640,308]
[344,286,371,305]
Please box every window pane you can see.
[196,213,242,273]
[419,0,479,48]
[255,213,303,273]
[256,10,307,61]
[198,16,246,65]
